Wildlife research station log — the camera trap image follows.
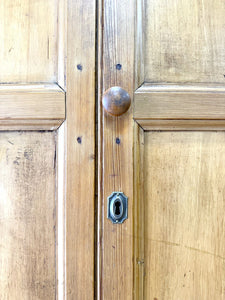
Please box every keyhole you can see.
[114,200,121,216]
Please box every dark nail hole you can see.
[116,64,122,70]
[116,137,120,144]
[77,136,82,144]
[77,64,83,71]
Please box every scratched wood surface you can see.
[0,0,58,83]
[144,0,225,83]
[143,131,225,299]
[0,132,56,299]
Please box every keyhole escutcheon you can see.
[107,192,128,224]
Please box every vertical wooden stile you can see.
[65,0,96,298]
[98,0,135,298]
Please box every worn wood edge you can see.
[133,122,145,300]
[57,2,67,296]
[134,10,145,297]
[0,119,63,131]
[58,0,67,89]
[57,124,66,299]
[134,84,225,120]
[134,0,145,89]
[135,83,225,93]
[54,132,59,300]
[0,83,64,91]
[136,119,225,131]
[97,0,103,297]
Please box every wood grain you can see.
[0,0,58,83]
[144,131,225,299]
[0,84,65,130]
[0,132,56,299]
[136,119,225,131]
[133,123,145,300]
[98,0,134,298]
[0,119,63,131]
[135,84,225,120]
[144,0,225,83]
[135,0,145,89]
[65,0,96,298]
[56,123,67,299]
[57,0,67,89]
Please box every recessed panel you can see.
[145,0,225,83]
[144,131,225,299]
[0,132,56,299]
[0,0,58,83]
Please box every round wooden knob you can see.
[102,86,131,116]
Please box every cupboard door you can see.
[0,0,95,299]
[98,0,225,299]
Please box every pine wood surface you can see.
[144,0,225,83]
[0,84,65,130]
[65,0,96,298]
[0,0,58,83]
[143,131,225,299]
[98,0,135,298]
[0,132,56,299]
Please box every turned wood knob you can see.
[102,86,131,116]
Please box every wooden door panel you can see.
[0,1,63,297]
[0,0,58,83]
[0,0,96,298]
[144,131,225,299]
[144,0,225,83]
[0,132,56,299]
[99,0,225,299]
